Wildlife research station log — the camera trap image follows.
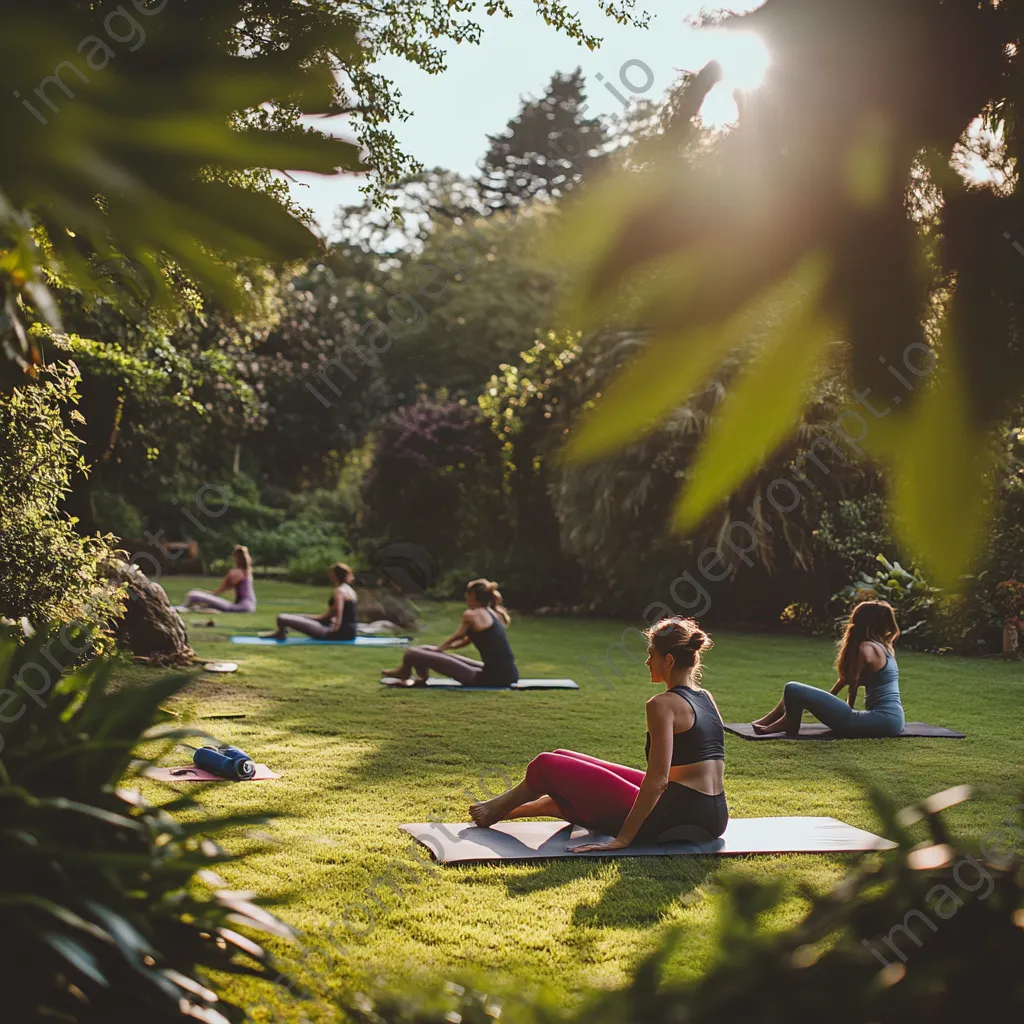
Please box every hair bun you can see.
[687,630,706,650]
[488,581,499,592]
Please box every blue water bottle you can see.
[193,745,256,780]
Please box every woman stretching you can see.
[184,545,257,613]
[751,599,905,737]
[468,617,728,850]
[264,563,358,641]
[381,579,517,687]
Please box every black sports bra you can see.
[645,687,725,766]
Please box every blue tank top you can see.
[863,649,901,710]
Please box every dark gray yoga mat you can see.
[400,816,895,863]
[231,635,408,647]
[426,678,578,691]
[724,721,965,740]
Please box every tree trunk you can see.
[105,560,194,666]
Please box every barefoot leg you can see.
[752,697,786,728]
[469,780,539,828]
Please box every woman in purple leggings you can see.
[380,578,518,687]
[184,545,257,613]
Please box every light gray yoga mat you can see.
[400,816,895,863]
[724,722,966,740]
[425,678,578,691]
[231,635,408,647]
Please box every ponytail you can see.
[467,578,510,625]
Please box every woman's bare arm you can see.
[329,587,344,632]
[436,611,474,652]
[214,569,240,596]
[615,699,675,843]
[575,697,688,851]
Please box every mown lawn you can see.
[129,576,1022,1020]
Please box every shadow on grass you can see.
[455,854,717,928]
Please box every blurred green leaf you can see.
[676,258,833,528]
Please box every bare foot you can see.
[469,795,514,828]
[380,666,407,679]
[752,719,785,734]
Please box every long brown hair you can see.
[233,545,252,573]
[466,578,510,625]
[645,617,714,683]
[836,600,899,680]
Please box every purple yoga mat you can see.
[144,763,280,782]
[724,722,965,740]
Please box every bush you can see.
[285,543,353,584]
[833,554,944,648]
[0,624,294,1022]
[0,365,123,637]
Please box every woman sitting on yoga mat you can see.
[467,617,728,850]
[265,562,358,641]
[751,599,905,737]
[184,545,257,613]
[380,578,517,687]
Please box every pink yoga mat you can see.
[144,763,280,782]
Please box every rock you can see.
[104,560,194,667]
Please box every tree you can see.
[1,0,649,385]
[361,398,505,575]
[243,258,393,490]
[560,1,1024,587]
[478,69,611,213]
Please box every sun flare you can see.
[697,29,771,127]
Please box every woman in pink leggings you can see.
[469,617,728,849]
[184,545,257,613]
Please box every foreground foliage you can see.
[562,0,1024,587]
[0,625,292,1022]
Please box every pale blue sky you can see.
[287,1,764,237]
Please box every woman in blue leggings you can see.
[752,600,905,737]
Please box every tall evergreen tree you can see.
[478,69,610,212]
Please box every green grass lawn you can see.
[132,576,1022,1020]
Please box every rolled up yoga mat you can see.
[231,635,408,647]
[193,745,256,780]
[723,722,965,740]
[401,816,896,864]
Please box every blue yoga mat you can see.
[231,635,409,647]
